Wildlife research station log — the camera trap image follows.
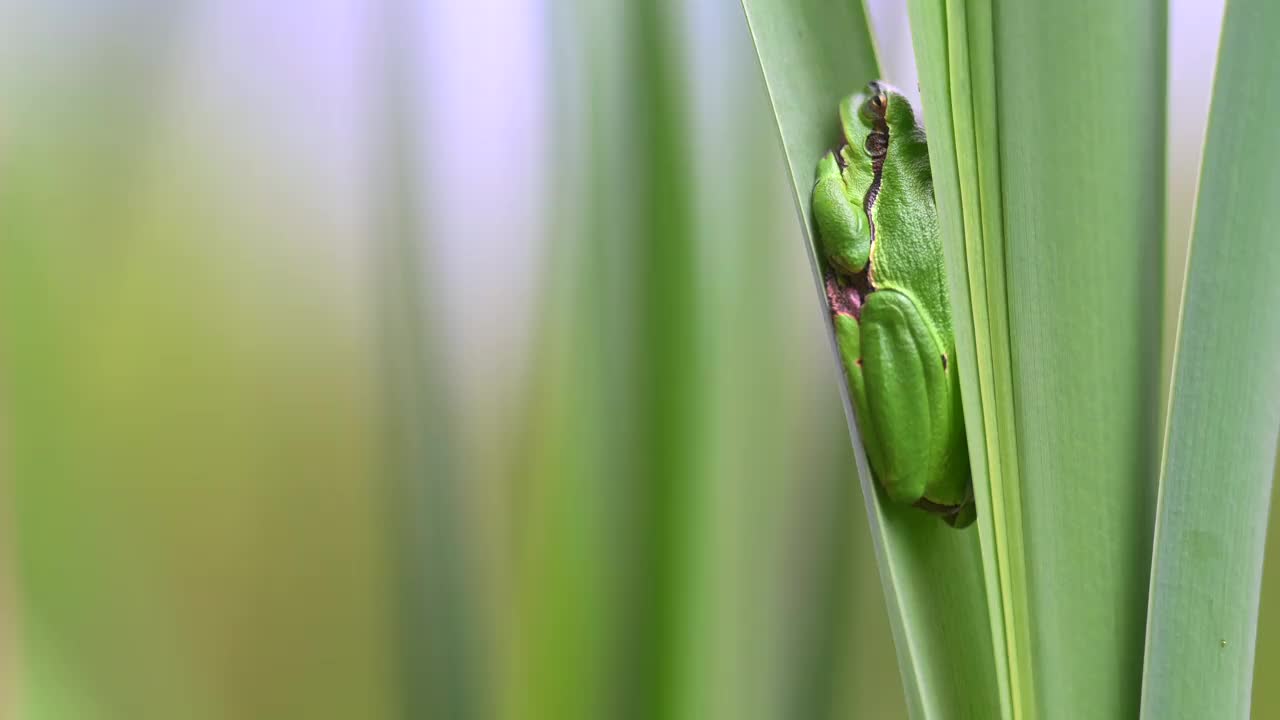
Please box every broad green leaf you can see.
[910,0,1166,717]
[741,1,1003,716]
[1141,0,1280,715]
[992,2,1166,717]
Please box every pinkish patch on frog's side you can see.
[825,275,862,319]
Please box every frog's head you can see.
[839,82,918,153]
[873,83,925,136]
[837,82,895,157]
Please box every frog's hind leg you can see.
[857,289,951,505]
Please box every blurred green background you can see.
[0,1,1275,719]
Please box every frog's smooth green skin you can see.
[814,82,973,528]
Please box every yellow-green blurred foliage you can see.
[0,2,901,719]
[1,4,396,718]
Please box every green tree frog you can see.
[811,82,974,528]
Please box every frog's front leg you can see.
[855,288,952,506]
[812,152,871,275]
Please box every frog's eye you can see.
[863,91,889,119]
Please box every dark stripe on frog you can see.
[863,131,888,214]
[861,112,890,280]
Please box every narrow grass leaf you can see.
[516,2,703,719]
[904,0,1029,716]
[513,4,622,717]
[371,4,485,718]
[1141,0,1280,714]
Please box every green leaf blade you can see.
[904,0,1030,716]
[992,2,1167,717]
[1141,0,1280,714]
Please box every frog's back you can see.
[867,124,953,343]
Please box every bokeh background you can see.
[0,1,1274,719]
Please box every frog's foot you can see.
[946,502,976,529]
[913,493,975,529]
[825,273,863,319]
